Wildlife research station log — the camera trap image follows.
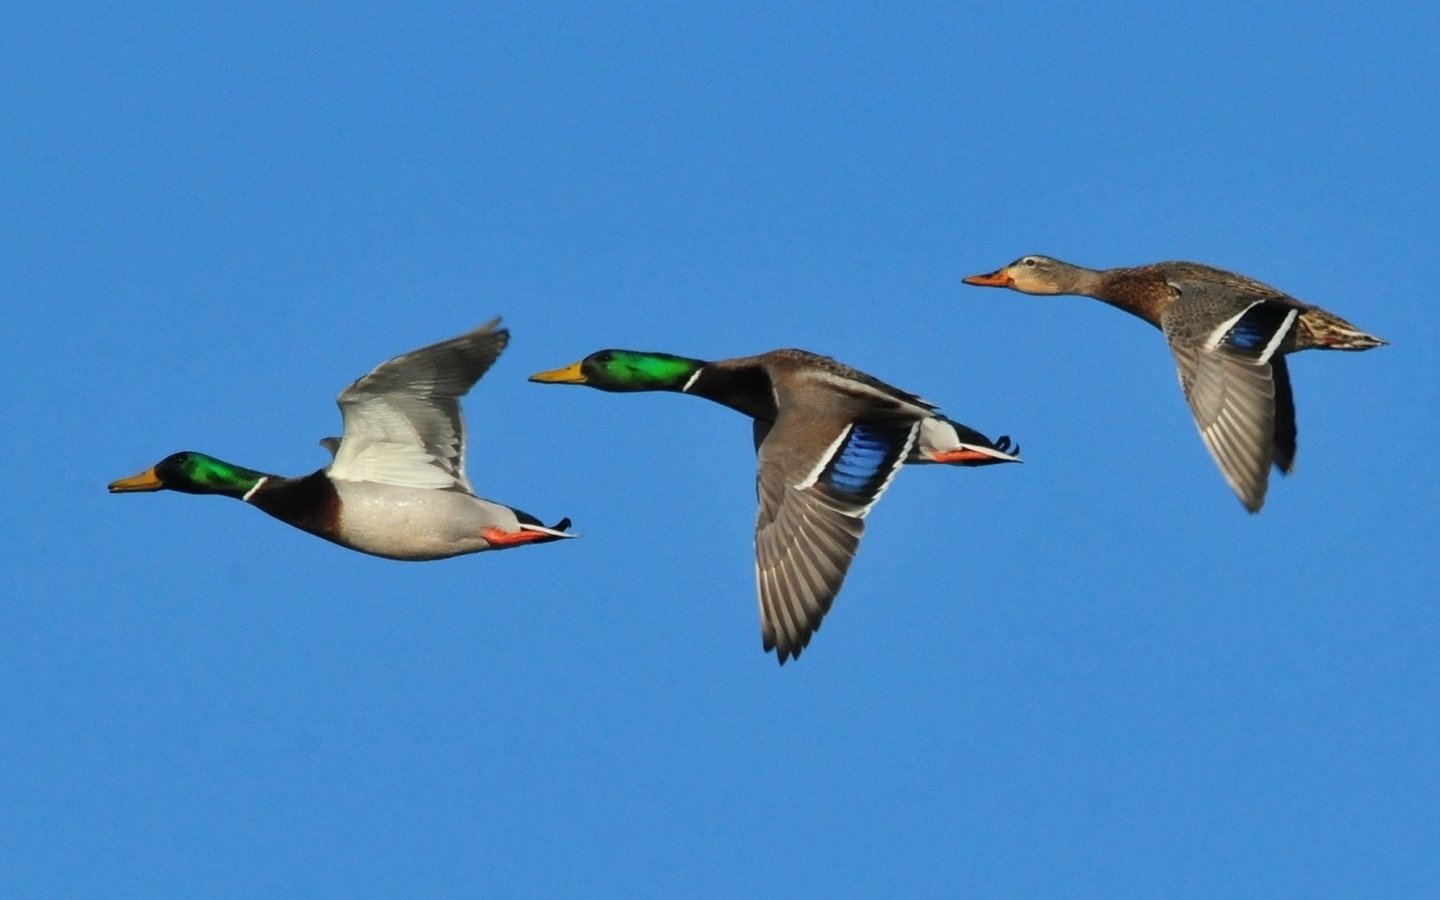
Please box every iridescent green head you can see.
[108,451,267,499]
[529,350,705,392]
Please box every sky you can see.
[4,3,1438,896]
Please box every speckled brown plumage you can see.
[964,254,1386,511]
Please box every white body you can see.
[329,481,522,561]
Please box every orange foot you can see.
[930,448,1001,464]
[483,518,573,547]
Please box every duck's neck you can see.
[629,354,708,393]
[684,362,777,421]
[1088,266,1169,327]
[246,469,340,534]
[179,455,274,501]
[1054,263,1107,298]
[588,351,775,420]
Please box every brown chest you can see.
[248,471,343,540]
[1099,273,1175,328]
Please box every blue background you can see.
[5,4,1437,896]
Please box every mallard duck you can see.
[963,255,1387,512]
[109,318,574,559]
[529,348,1018,663]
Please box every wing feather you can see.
[1167,338,1280,512]
[752,409,915,662]
[327,319,507,491]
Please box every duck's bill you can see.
[108,467,164,492]
[528,361,587,384]
[962,269,1014,287]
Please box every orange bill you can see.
[962,269,1014,287]
[108,467,164,492]
[528,361,587,384]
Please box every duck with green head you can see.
[530,347,1018,664]
[964,255,1387,512]
[110,319,574,560]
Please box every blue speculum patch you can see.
[820,423,907,501]
[1225,303,1293,353]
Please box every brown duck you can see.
[964,255,1386,512]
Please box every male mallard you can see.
[530,348,1018,663]
[110,318,574,559]
[963,255,1387,512]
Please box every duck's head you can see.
[963,255,1086,295]
[529,350,704,392]
[109,451,265,498]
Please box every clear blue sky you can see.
[5,4,1438,896]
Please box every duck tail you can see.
[517,518,579,541]
[1296,309,1388,351]
[913,415,1022,467]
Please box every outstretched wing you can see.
[1163,288,1299,512]
[753,411,918,663]
[327,319,508,491]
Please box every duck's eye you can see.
[1022,257,1038,267]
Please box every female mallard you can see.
[530,348,1018,664]
[963,255,1387,512]
[109,319,574,560]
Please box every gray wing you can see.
[752,407,917,663]
[1166,339,1278,511]
[327,318,508,491]
[1163,284,1302,512]
[754,463,864,664]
